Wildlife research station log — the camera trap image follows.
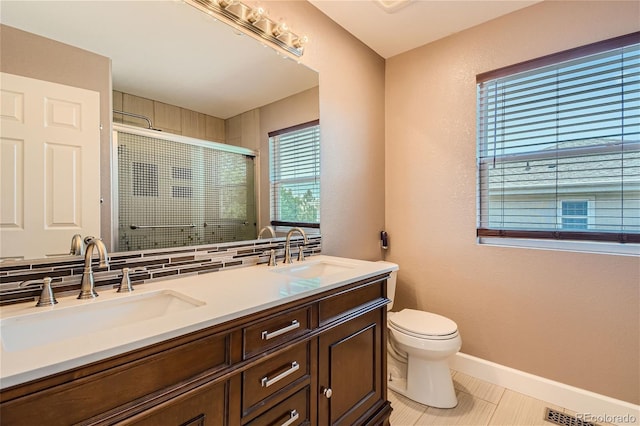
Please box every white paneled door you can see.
[0,73,100,260]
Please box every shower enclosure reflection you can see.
[115,126,256,251]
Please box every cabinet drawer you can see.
[243,306,311,358]
[0,331,230,426]
[118,380,228,426]
[242,341,310,416]
[319,279,385,325]
[246,385,310,426]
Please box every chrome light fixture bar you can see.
[185,0,307,57]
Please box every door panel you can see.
[0,138,23,230]
[0,72,100,259]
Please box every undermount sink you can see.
[0,290,205,352]
[272,259,356,279]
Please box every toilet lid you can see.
[389,309,458,338]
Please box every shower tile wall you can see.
[117,131,256,251]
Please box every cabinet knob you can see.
[321,387,332,399]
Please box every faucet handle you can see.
[117,267,145,293]
[117,268,134,293]
[297,245,305,262]
[268,249,277,267]
[20,277,58,307]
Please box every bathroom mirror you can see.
[0,1,319,261]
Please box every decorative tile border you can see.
[0,236,321,306]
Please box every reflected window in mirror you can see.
[269,120,320,232]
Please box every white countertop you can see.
[0,255,397,389]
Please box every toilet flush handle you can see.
[321,387,332,399]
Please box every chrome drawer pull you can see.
[261,361,300,388]
[281,409,299,426]
[261,320,300,340]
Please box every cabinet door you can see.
[117,381,228,426]
[318,308,384,426]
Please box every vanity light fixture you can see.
[184,0,307,57]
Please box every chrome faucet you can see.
[69,234,85,255]
[257,226,276,239]
[78,237,109,299]
[284,227,308,264]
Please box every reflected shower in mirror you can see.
[114,125,256,252]
[0,0,319,261]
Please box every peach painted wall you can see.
[385,1,640,403]
[262,0,386,260]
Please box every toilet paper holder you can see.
[380,231,389,250]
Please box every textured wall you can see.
[261,1,387,261]
[385,1,640,404]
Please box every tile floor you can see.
[388,370,611,426]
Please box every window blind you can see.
[269,120,320,227]
[477,33,640,244]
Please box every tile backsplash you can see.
[0,236,321,306]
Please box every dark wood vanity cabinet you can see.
[0,274,391,426]
[318,309,386,425]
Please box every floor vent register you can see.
[545,408,598,426]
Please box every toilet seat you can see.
[389,309,458,340]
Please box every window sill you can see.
[478,237,640,256]
[272,224,321,237]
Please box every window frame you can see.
[268,119,321,230]
[476,32,640,248]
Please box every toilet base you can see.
[387,376,408,396]
[387,357,458,409]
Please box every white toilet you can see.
[381,262,462,408]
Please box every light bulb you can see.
[272,21,288,37]
[246,6,265,23]
[292,35,308,49]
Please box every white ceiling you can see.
[309,0,542,58]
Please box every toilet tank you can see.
[377,261,398,311]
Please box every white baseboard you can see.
[450,352,640,426]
